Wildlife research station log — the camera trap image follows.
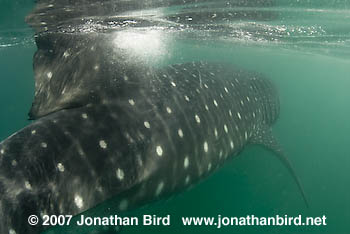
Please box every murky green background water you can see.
[1,0,349,233]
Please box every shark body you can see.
[0,58,305,233]
[0,0,308,233]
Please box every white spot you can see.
[144,121,151,129]
[119,199,128,211]
[0,149,4,155]
[184,157,189,169]
[57,163,65,172]
[99,140,107,149]
[184,95,190,101]
[41,142,47,148]
[178,129,184,138]
[252,112,256,118]
[208,163,212,171]
[11,160,17,167]
[240,100,244,106]
[246,96,250,102]
[139,132,145,140]
[156,146,163,157]
[94,65,100,70]
[195,114,201,124]
[203,141,208,153]
[96,186,103,193]
[213,99,218,107]
[185,175,190,185]
[40,210,48,219]
[24,181,32,190]
[74,195,84,209]
[224,87,229,93]
[78,147,85,156]
[31,130,36,135]
[63,51,70,58]
[214,128,218,138]
[166,107,172,114]
[123,75,129,81]
[229,110,232,117]
[155,181,164,196]
[224,124,228,133]
[219,150,223,158]
[204,84,208,89]
[237,112,242,120]
[126,133,134,143]
[245,131,248,140]
[171,81,176,87]
[116,168,125,180]
[230,141,234,149]
[205,105,209,111]
[128,99,135,106]
[9,229,16,234]
[47,72,52,79]
[196,88,200,93]
[135,154,143,167]
[81,113,88,119]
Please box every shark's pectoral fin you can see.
[250,125,309,208]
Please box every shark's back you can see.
[0,1,310,234]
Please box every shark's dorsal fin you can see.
[250,125,309,207]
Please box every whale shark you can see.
[0,59,308,234]
[0,0,308,234]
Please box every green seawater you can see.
[1,0,350,234]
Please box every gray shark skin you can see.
[0,1,309,234]
[0,57,307,234]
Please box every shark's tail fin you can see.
[251,125,309,208]
[270,146,309,208]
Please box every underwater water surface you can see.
[1,0,350,234]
